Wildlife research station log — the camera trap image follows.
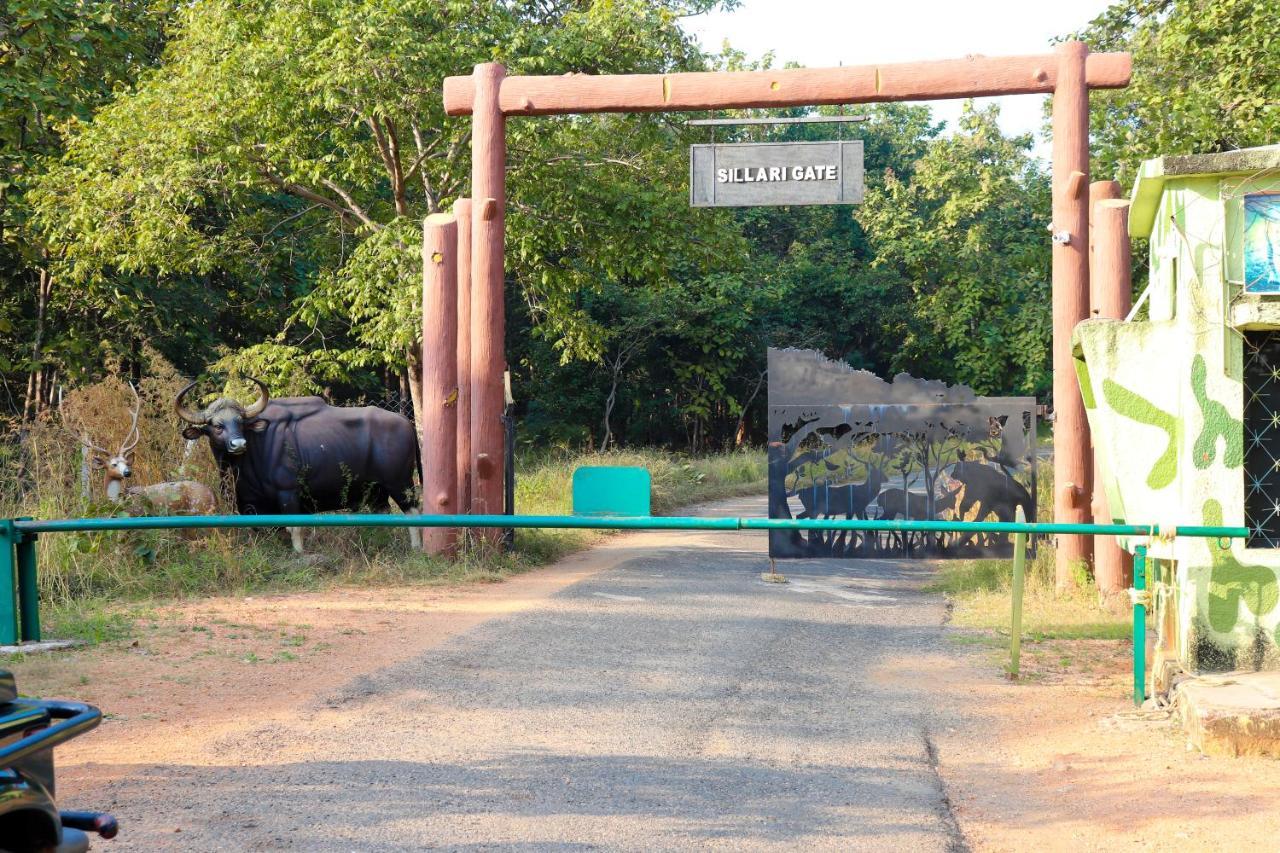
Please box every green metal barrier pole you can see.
[1009,506,1027,678]
[1133,544,1148,706]
[12,514,1249,539]
[15,523,39,643]
[0,521,18,646]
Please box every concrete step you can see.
[1176,672,1280,758]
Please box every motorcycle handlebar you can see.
[0,700,101,766]
[61,810,119,839]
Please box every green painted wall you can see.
[1075,164,1280,676]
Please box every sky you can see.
[682,0,1115,159]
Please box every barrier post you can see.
[0,520,18,645]
[1009,506,1028,678]
[15,521,40,643]
[1133,544,1148,705]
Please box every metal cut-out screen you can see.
[767,349,1037,559]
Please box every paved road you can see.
[92,497,965,851]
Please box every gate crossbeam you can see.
[443,52,1131,116]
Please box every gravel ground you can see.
[72,497,965,851]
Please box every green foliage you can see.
[1,0,172,407]
[858,105,1052,397]
[10,0,1265,452]
[25,0,741,419]
[1072,0,1280,185]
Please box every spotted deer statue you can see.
[74,384,218,517]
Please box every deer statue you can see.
[74,384,218,516]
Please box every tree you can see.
[1071,0,1280,186]
[32,0,736,428]
[0,0,172,420]
[857,104,1052,399]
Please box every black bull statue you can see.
[175,379,419,551]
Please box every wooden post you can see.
[471,63,507,534]
[445,46,1129,567]
[1091,196,1135,595]
[1051,40,1094,591]
[1087,180,1121,292]
[422,213,459,556]
[454,197,473,515]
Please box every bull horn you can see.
[174,381,207,425]
[242,377,270,418]
[120,382,143,455]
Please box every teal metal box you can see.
[571,467,651,517]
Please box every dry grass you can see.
[3,367,766,642]
[928,457,1131,642]
[937,559,1131,642]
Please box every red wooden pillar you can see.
[1091,195,1135,594]
[454,197,473,514]
[422,213,459,555]
[470,64,507,535]
[1051,41,1094,590]
[1087,181,1120,296]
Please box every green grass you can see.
[35,599,139,645]
[926,454,1128,643]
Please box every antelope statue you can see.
[75,384,218,516]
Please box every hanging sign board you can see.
[690,140,864,208]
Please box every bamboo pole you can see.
[1091,196,1135,595]
[454,197,473,515]
[422,213,459,555]
[1010,506,1027,678]
[1051,41,1094,590]
[470,64,507,539]
[444,52,1131,116]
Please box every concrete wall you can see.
[1075,168,1280,680]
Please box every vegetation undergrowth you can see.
[11,444,764,643]
[929,547,1130,642]
[927,457,1130,643]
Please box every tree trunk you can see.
[599,363,620,453]
[405,349,424,438]
[733,369,766,449]
[22,265,53,423]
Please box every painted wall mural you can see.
[766,348,1036,560]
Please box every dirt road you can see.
[23,495,1280,850]
[35,497,968,850]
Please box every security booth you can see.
[1074,144,1280,691]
